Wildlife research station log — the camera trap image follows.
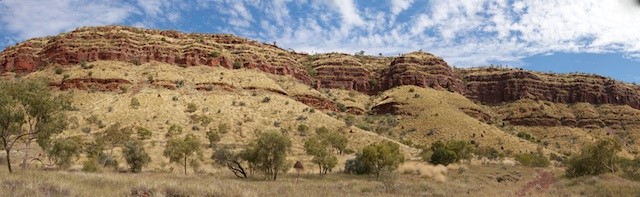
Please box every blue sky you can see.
[1,0,639,82]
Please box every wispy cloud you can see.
[1,0,639,67]
[0,0,135,39]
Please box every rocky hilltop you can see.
[1,25,639,112]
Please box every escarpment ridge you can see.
[1,25,639,111]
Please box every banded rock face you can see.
[380,52,466,94]
[311,53,374,93]
[464,68,640,109]
[2,25,640,118]
[0,26,313,85]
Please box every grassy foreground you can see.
[2,163,639,197]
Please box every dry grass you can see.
[3,162,636,196]
[377,85,542,155]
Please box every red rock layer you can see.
[53,78,132,92]
[379,52,465,94]
[0,26,313,85]
[464,68,640,109]
[292,95,339,112]
[312,53,374,93]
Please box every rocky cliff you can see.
[463,68,640,109]
[379,52,466,94]
[0,26,313,85]
[2,25,640,114]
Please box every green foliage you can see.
[54,67,64,75]
[344,115,356,126]
[166,124,183,138]
[322,131,348,154]
[297,124,309,136]
[136,127,152,141]
[212,145,248,178]
[474,146,501,160]
[218,123,229,134]
[515,149,550,167]
[130,97,140,109]
[97,123,132,148]
[163,134,203,174]
[304,135,338,175]
[0,79,70,172]
[209,51,220,58]
[185,103,198,113]
[369,79,378,87]
[233,60,243,69]
[353,141,405,178]
[337,103,347,112]
[262,97,271,103]
[242,132,292,180]
[123,140,151,173]
[82,158,101,172]
[206,128,221,148]
[427,140,474,166]
[620,156,640,181]
[344,155,372,175]
[47,137,82,169]
[566,139,622,178]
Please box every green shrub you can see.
[345,155,371,175]
[166,124,183,138]
[337,103,347,112]
[130,97,140,109]
[136,127,152,140]
[620,156,640,181]
[242,132,292,180]
[515,151,550,167]
[262,97,271,103]
[426,140,474,166]
[349,141,404,178]
[47,137,83,169]
[297,124,309,136]
[185,103,197,113]
[209,51,220,58]
[566,139,621,178]
[123,140,151,173]
[218,123,229,134]
[54,67,64,75]
[82,159,101,172]
[233,60,242,69]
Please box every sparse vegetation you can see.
[346,141,404,178]
[163,134,203,174]
[242,131,292,180]
[123,140,151,173]
[425,140,474,166]
[130,97,140,109]
[566,139,621,178]
[185,103,198,113]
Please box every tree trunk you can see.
[183,157,188,175]
[5,149,12,173]
[273,170,278,180]
[21,139,31,169]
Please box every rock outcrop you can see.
[312,53,374,93]
[53,78,132,92]
[0,26,313,85]
[379,52,465,94]
[464,68,640,109]
[3,25,640,115]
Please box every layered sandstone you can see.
[0,26,313,85]
[464,68,640,109]
[379,52,465,94]
[311,53,374,93]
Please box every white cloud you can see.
[2,0,640,68]
[391,0,414,16]
[0,0,135,39]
